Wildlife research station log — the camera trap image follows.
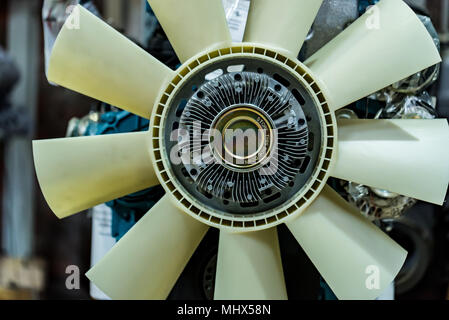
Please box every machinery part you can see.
[344,181,417,221]
[202,254,217,300]
[383,202,436,295]
[335,110,419,221]
[108,186,164,241]
[438,48,449,119]
[378,91,437,120]
[388,217,433,294]
[167,228,220,300]
[335,108,358,120]
[66,112,100,137]
[33,0,447,300]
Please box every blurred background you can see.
[0,0,448,300]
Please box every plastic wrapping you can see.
[377,91,437,120]
[222,0,250,43]
[338,14,441,220]
[335,109,420,220]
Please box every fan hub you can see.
[150,45,336,230]
[177,70,311,206]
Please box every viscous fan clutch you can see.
[173,68,318,213]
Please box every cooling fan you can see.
[33,0,449,300]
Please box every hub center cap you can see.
[211,105,274,171]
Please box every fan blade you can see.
[48,5,174,119]
[33,132,159,218]
[86,195,208,299]
[214,228,287,300]
[332,119,449,205]
[305,0,441,111]
[244,0,323,57]
[148,0,232,63]
[286,186,407,300]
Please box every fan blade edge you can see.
[33,132,159,218]
[286,185,407,300]
[148,0,232,63]
[305,0,441,111]
[86,195,209,300]
[49,5,174,119]
[244,0,323,58]
[332,119,449,205]
[214,228,287,300]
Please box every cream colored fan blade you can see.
[305,0,441,111]
[286,186,407,300]
[244,0,323,57]
[214,228,287,300]
[333,119,449,205]
[87,195,209,300]
[48,5,174,119]
[148,0,232,63]
[33,132,159,219]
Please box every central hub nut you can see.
[211,105,274,171]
